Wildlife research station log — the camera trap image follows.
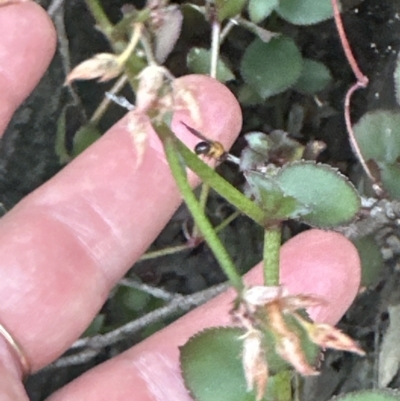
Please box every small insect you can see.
[181,121,229,162]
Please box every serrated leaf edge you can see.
[277,161,361,228]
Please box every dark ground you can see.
[2,0,400,399]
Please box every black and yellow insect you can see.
[181,121,227,162]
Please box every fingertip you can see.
[280,229,361,325]
[171,74,243,152]
[0,1,56,133]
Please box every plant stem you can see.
[156,122,244,292]
[191,182,211,240]
[331,0,368,86]
[191,15,221,238]
[344,83,384,195]
[84,0,113,36]
[220,19,237,43]
[263,225,281,286]
[90,75,128,124]
[210,19,221,79]
[175,138,266,224]
[139,243,192,261]
[116,23,144,65]
[140,211,240,261]
[331,0,384,196]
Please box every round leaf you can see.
[245,170,310,220]
[187,48,235,83]
[240,36,302,99]
[379,162,400,199]
[276,162,361,227]
[181,325,319,401]
[215,0,247,22]
[248,0,278,23]
[276,0,334,25]
[237,84,264,106]
[180,327,261,401]
[352,235,383,288]
[294,59,332,94]
[353,110,400,164]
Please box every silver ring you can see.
[0,322,30,377]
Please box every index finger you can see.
[0,74,242,373]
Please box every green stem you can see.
[84,1,145,84]
[140,211,240,261]
[139,243,192,261]
[156,122,244,292]
[84,0,113,36]
[175,139,266,225]
[263,225,281,286]
[191,183,211,239]
[214,210,240,232]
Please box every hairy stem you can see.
[156,122,244,292]
[263,226,281,286]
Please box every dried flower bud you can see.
[280,294,325,314]
[267,303,319,376]
[136,65,170,112]
[294,314,365,356]
[241,329,268,401]
[65,53,123,85]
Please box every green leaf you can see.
[245,170,310,220]
[82,314,105,337]
[236,19,279,43]
[330,389,400,401]
[72,123,102,157]
[276,162,361,227]
[379,162,400,199]
[118,285,151,312]
[353,110,400,198]
[215,0,247,22]
[181,324,319,401]
[181,327,257,401]
[248,0,278,23]
[352,235,383,288]
[294,59,332,94]
[187,48,235,83]
[353,110,400,164]
[276,0,334,25]
[237,84,264,106]
[245,131,272,156]
[272,370,292,401]
[240,36,302,99]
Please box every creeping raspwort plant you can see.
[57,0,400,400]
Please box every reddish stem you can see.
[331,0,384,195]
[331,0,368,86]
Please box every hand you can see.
[0,3,361,400]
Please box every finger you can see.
[46,230,361,401]
[0,335,28,401]
[0,75,242,372]
[0,1,56,134]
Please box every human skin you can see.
[0,2,361,401]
